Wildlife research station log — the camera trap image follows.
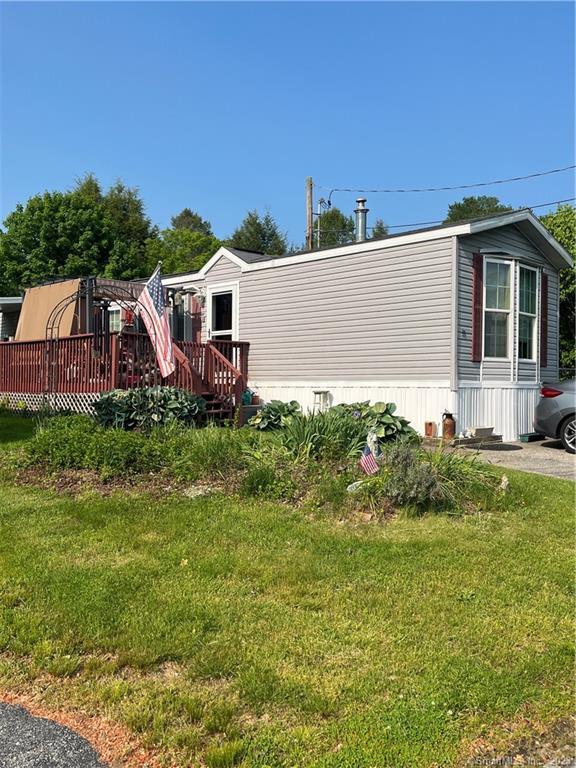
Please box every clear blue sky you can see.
[1,1,574,246]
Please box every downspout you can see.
[450,236,459,423]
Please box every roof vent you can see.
[355,198,369,242]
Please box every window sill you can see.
[483,357,511,362]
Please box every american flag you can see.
[139,263,175,378]
[359,443,379,475]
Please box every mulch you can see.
[5,464,219,500]
[461,715,576,767]
[0,692,170,768]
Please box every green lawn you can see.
[0,417,573,767]
[0,414,36,447]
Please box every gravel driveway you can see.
[464,438,576,480]
[0,703,107,768]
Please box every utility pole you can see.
[305,177,314,251]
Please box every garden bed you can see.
[0,443,573,767]
[1,397,509,519]
[0,411,574,767]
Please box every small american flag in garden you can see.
[359,443,379,475]
[139,263,175,378]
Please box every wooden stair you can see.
[201,391,234,423]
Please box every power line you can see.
[385,197,576,229]
[315,164,576,196]
[306,197,576,237]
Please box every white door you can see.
[207,283,239,341]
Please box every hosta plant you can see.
[332,401,417,443]
[247,399,301,431]
[93,386,206,431]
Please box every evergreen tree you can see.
[228,210,287,254]
[371,218,389,239]
[315,207,355,248]
[170,207,213,235]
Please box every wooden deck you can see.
[0,332,249,413]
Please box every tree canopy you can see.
[539,204,576,372]
[370,218,389,239]
[444,195,513,224]
[315,207,355,248]
[227,211,287,255]
[146,229,221,275]
[170,208,212,235]
[0,175,157,293]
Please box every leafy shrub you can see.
[93,386,206,431]
[249,398,416,457]
[334,401,417,443]
[374,445,444,510]
[26,415,97,469]
[84,428,154,476]
[358,444,502,515]
[247,400,301,431]
[25,415,261,480]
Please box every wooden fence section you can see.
[0,333,249,407]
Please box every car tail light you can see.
[540,386,563,398]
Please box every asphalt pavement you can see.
[0,703,107,768]
[464,438,576,480]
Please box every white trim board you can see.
[205,281,240,340]
[249,379,452,389]
[458,380,540,389]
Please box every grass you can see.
[0,416,573,766]
[0,414,36,447]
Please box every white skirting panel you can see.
[457,384,540,441]
[0,391,97,414]
[248,380,453,436]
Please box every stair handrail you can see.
[204,341,245,408]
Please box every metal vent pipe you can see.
[355,198,369,242]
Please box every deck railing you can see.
[0,334,115,394]
[0,333,249,406]
[0,337,45,393]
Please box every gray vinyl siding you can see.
[540,268,559,379]
[457,224,560,382]
[204,257,242,285]
[239,238,453,381]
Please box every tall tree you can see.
[101,180,158,280]
[370,218,389,239]
[170,207,213,235]
[444,195,513,223]
[315,207,355,248]
[146,229,221,275]
[539,204,576,372]
[228,210,287,254]
[0,175,157,293]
